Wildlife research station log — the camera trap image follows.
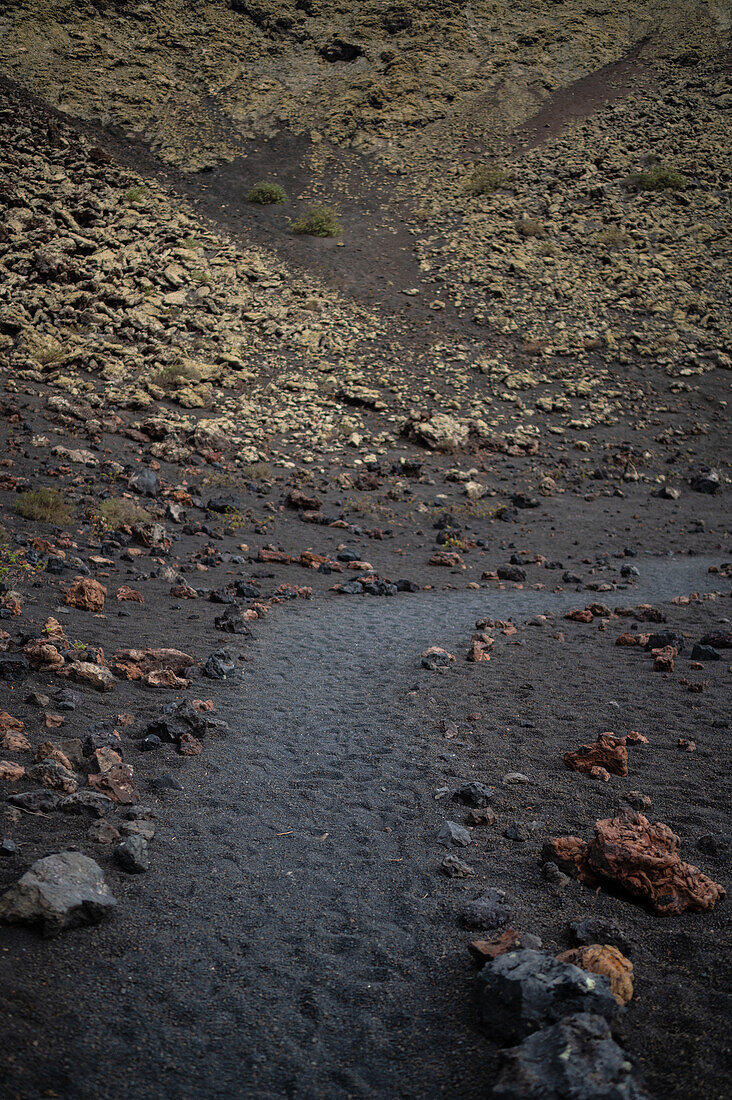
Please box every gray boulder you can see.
[493,1013,649,1099]
[477,949,619,1042]
[0,851,116,936]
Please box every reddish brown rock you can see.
[542,836,598,886]
[24,641,65,671]
[144,669,188,689]
[615,632,638,646]
[116,586,144,603]
[429,550,464,567]
[41,617,66,642]
[625,730,649,746]
[88,764,137,805]
[64,577,107,612]
[0,760,25,781]
[257,548,291,563]
[0,730,31,753]
[653,645,676,672]
[565,608,593,623]
[179,732,202,756]
[111,648,195,680]
[468,929,530,963]
[549,810,726,915]
[34,742,74,772]
[0,712,24,732]
[556,945,634,1005]
[564,732,629,777]
[170,583,198,599]
[66,661,116,692]
[467,634,493,662]
[87,747,123,774]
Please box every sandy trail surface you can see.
[1,556,726,1100]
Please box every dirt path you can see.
[0,557,722,1100]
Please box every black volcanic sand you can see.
[0,560,730,1100]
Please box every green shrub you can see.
[291,207,342,237]
[515,217,545,237]
[629,166,687,192]
[125,185,149,204]
[152,362,202,387]
[246,182,288,205]
[16,488,73,525]
[467,166,513,196]
[93,497,150,531]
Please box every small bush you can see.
[515,217,545,237]
[16,488,73,525]
[125,185,149,204]
[596,226,630,250]
[467,166,513,196]
[629,166,687,192]
[93,498,150,531]
[291,207,342,237]
[247,182,288,205]
[152,362,202,387]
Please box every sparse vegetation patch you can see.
[291,207,342,237]
[16,488,72,525]
[246,182,288,205]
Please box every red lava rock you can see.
[615,632,638,646]
[590,766,611,781]
[65,661,116,692]
[0,761,25,781]
[170,583,198,599]
[88,764,138,805]
[624,730,648,746]
[653,645,676,672]
[144,669,188,689]
[34,742,74,771]
[116,586,144,603]
[64,577,107,612]
[429,550,464,567]
[468,929,529,963]
[23,641,65,671]
[548,809,726,915]
[112,648,195,680]
[257,548,291,564]
[0,713,24,732]
[467,634,493,662]
[678,738,696,752]
[88,747,123,773]
[179,732,202,756]
[0,729,31,752]
[564,732,629,777]
[635,604,666,623]
[1,596,22,617]
[274,584,313,599]
[542,836,598,887]
[565,608,593,623]
[192,700,214,712]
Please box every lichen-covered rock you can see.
[477,949,619,1042]
[404,413,470,452]
[0,851,116,936]
[492,1013,649,1099]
